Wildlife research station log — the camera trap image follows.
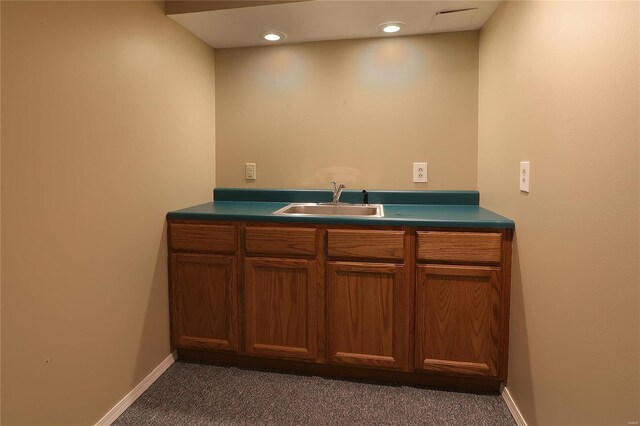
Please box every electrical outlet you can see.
[520,161,530,192]
[245,163,256,180]
[413,162,428,183]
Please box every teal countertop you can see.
[167,189,514,229]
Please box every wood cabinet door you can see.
[416,265,501,376]
[327,261,407,370]
[171,253,238,351]
[244,257,317,360]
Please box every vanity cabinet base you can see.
[168,220,512,394]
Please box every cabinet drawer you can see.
[328,229,404,261]
[245,226,317,257]
[170,223,237,253]
[417,231,502,264]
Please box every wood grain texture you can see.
[168,220,513,388]
[237,223,247,354]
[315,228,327,362]
[171,223,237,253]
[244,257,317,360]
[171,253,238,351]
[327,261,405,369]
[245,226,316,257]
[402,227,416,372]
[327,229,405,261]
[417,231,502,264]
[415,265,501,376]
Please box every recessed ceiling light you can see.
[378,21,405,34]
[261,31,287,42]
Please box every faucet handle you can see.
[362,190,369,205]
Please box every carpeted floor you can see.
[114,362,516,425]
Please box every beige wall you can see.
[478,2,639,425]
[1,2,215,425]
[215,31,479,190]
[0,1,3,421]
[2,2,638,425]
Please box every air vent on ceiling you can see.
[428,7,479,32]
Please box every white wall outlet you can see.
[413,162,428,183]
[520,161,530,192]
[245,162,256,180]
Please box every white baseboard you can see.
[501,385,528,426]
[95,352,177,426]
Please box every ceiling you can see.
[166,1,501,49]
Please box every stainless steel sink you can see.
[272,203,384,217]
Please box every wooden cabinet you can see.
[327,229,405,261]
[168,220,512,392]
[415,265,501,376]
[170,253,238,352]
[170,223,237,253]
[244,257,317,360]
[242,226,321,361]
[414,230,510,380]
[326,228,411,370]
[245,226,316,257]
[417,231,502,264]
[327,261,407,370]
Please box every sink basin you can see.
[273,203,384,217]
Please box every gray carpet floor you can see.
[114,362,516,425]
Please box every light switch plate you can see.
[520,161,530,192]
[413,162,428,183]
[245,163,256,180]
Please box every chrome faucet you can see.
[331,181,346,204]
